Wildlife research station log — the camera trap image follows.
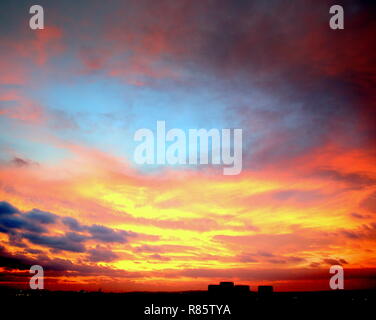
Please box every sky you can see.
[0,0,375,292]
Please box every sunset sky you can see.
[0,0,375,292]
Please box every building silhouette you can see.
[258,285,273,295]
[208,282,251,294]
[208,282,275,296]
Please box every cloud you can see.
[23,233,86,253]
[237,253,258,263]
[24,209,58,224]
[1,242,371,289]
[148,254,170,262]
[0,215,47,234]
[11,157,34,167]
[360,191,376,214]
[213,230,334,254]
[0,200,137,254]
[237,188,326,208]
[0,245,36,270]
[316,169,376,189]
[0,201,19,215]
[87,246,119,262]
[62,216,85,231]
[350,212,371,220]
[237,251,305,265]
[257,251,275,258]
[87,224,131,243]
[172,267,374,282]
[0,245,135,281]
[134,245,162,253]
[24,248,44,255]
[340,223,376,241]
[133,244,195,254]
[322,258,348,266]
[0,205,61,236]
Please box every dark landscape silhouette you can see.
[1,281,374,318]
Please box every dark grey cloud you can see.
[24,209,58,224]
[63,217,135,243]
[0,245,137,281]
[62,216,85,231]
[0,200,137,254]
[87,246,118,262]
[0,215,46,234]
[23,233,86,253]
[65,231,88,243]
[0,201,19,215]
[87,224,130,243]
[0,203,58,234]
[8,232,28,248]
[24,248,44,255]
[0,245,36,270]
